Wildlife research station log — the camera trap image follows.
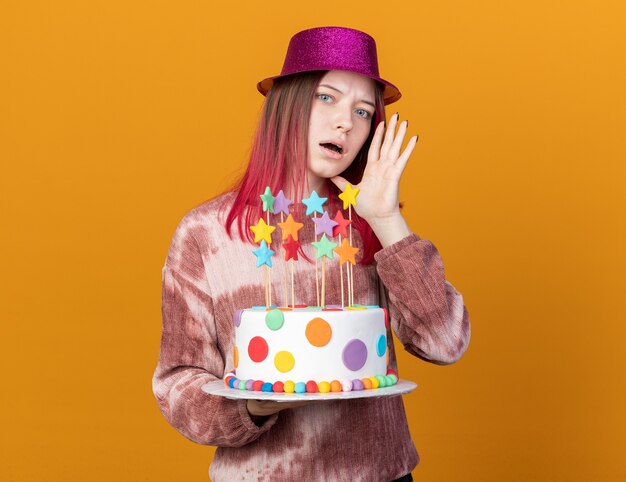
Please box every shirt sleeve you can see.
[374,233,471,365]
[152,216,278,447]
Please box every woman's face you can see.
[307,70,376,188]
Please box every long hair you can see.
[225,71,385,264]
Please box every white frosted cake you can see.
[225,305,398,393]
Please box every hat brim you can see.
[257,71,402,105]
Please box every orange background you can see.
[2,1,625,480]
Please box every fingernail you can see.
[394,112,399,119]
[406,119,409,127]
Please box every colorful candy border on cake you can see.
[223,368,399,394]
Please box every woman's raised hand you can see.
[331,113,418,247]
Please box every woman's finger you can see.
[394,135,419,175]
[330,175,349,192]
[379,113,399,160]
[388,120,409,160]
[367,121,385,164]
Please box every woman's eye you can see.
[355,109,371,119]
[317,93,333,102]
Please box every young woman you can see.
[153,26,470,481]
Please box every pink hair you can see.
[224,71,386,264]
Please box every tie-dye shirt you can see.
[153,192,470,481]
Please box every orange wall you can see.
[2,1,625,480]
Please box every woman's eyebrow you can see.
[318,84,376,108]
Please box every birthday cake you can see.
[224,185,398,394]
[225,305,398,393]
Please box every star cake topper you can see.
[252,240,275,267]
[332,210,352,237]
[334,238,360,265]
[273,190,293,216]
[338,183,360,210]
[312,211,338,237]
[250,218,276,244]
[260,186,275,213]
[311,234,337,260]
[277,214,304,241]
[302,190,327,216]
[283,235,300,261]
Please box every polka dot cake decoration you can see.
[265,309,284,330]
[234,309,243,327]
[342,339,368,371]
[376,335,387,357]
[248,336,268,363]
[305,317,332,347]
[274,350,295,373]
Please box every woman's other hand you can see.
[247,399,315,418]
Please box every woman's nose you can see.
[333,107,353,132]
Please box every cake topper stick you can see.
[320,258,326,308]
[280,212,287,305]
[346,245,353,307]
[291,257,295,308]
[349,250,354,306]
[265,265,269,307]
[334,237,360,310]
[347,209,354,306]
[349,208,353,306]
[268,209,272,307]
[322,256,326,307]
[251,239,275,306]
[314,213,319,306]
[268,251,272,306]
[332,210,351,309]
[339,234,345,308]
[259,187,276,307]
[312,210,338,307]
[274,190,293,307]
[283,234,300,308]
[267,215,272,308]
[279,211,302,308]
[312,234,337,308]
[337,242,347,307]
[303,190,327,306]
[347,244,353,306]
[338,183,360,306]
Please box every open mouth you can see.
[320,142,344,154]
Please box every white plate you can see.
[201,379,417,402]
